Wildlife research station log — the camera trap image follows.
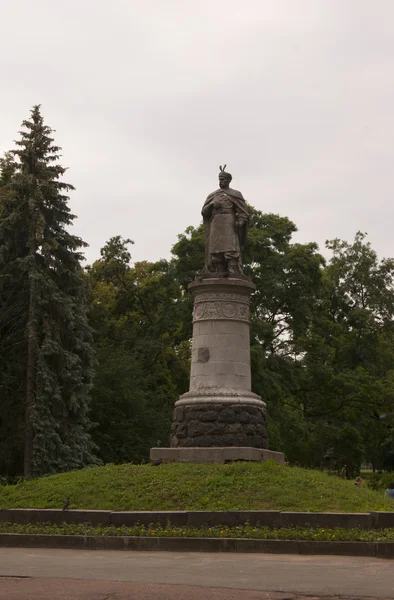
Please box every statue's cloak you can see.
[202,188,248,271]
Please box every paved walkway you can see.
[0,548,393,599]
[1,577,392,600]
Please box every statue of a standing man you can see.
[202,166,248,275]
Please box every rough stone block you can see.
[238,410,252,424]
[244,424,258,435]
[188,420,207,437]
[227,423,243,434]
[256,424,267,436]
[248,435,264,448]
[182,438,203,447]
[173,407,184,422]
[217,408,237,423]
[177,423,188,438]
[171,401,268,448]
[198,410,218,422]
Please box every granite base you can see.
[150,447,285,464]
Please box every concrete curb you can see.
[2,509,394,529]
[0,534,393,558]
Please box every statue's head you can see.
[218,164,232,189]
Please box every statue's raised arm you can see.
[202,165,248,276]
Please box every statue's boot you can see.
[227,259,242,275]
[214,262,227,277]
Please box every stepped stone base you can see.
[170,401,268,448]
[150,446,285,464]
[162,275,278,465]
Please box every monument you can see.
[151,167,285,463]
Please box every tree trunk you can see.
[24,291,36,478]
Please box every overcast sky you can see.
[1,0,394,265]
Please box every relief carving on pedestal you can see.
[193,292,250,323]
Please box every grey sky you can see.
[1,0,394,265]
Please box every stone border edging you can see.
[0,533,393,558]
[1,509,394,529]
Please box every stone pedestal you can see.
[150,276,284,463]
[169,277,268,449]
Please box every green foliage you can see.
[294,232,394,472]
[0,106,97,477]
[0,461,392,512]
[2,521,394,541]
[366,472,394,491]
[87,237,190,463]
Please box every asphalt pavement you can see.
[0,548,392,599]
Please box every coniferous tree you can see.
[0,106,97,478]
[0,152,25,477]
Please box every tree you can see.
[87,237,190,463]
[0,106,97,477]
[295,233,394,472]
[0,152,24,476]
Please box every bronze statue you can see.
[202,166,248,275]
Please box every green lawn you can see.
[1,461,393,512]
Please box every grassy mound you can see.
[0,461,392,512]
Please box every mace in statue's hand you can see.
[235,217,244,230]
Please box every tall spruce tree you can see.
[0,106,97,478]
